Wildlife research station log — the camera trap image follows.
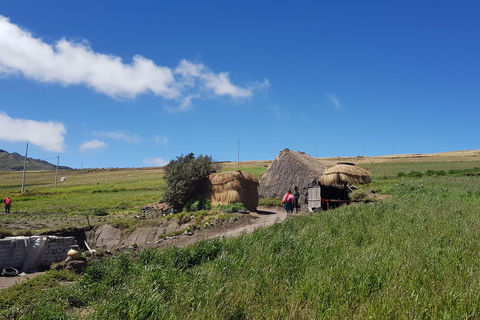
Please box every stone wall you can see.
[0,236,77,272]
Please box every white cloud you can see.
[0,15,267,107]
[175,60,270,99]
[327,94,341,109]
[175,60,252,98]
[144,157,169,167]
[155,135,168,145]
[0,112,66,152]
[80,139,107,151]
[96,131,140,142]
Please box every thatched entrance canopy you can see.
[320,163,371,186]
[208,171,259,211]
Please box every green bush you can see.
[215,202,246,213]
[397,172,406,177]
[163,153,213,210]
[407,170,423,177]
[92,208,109,216]
[425,170,436,176]
[184,197,212,212]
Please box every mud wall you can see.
[85,220,190,249]
[0,236,76,272]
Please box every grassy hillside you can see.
[0,164,270,235]
[0,149,71,172]
[0,152,479,235]
[2,171,480,318]
[1,153,480,318]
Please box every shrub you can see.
[425,170,436,176]
[92,208,109,216]
[407,171,423,177]
[163,153,213,210]
[397,172,406,177]
[184,197,212,212]
[215,202,246,213]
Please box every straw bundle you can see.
[320,164,371,186]
[207,171,259,211]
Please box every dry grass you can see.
[320,164,371,186]
[219,149,480,176]
[208,171,259,211]
[317,149,480,167]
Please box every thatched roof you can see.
[320,164,371,186]
[208,171,259,211]
[259,149,327,199]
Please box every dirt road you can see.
[145,206,294,249]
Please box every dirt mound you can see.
[259,149,327,202]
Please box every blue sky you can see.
[0,1,479,169]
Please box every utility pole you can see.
[21,142,28,193]
[54,156,59,189]
[237,139,240,169]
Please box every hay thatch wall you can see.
[320,164,371,186]
[259,149,327,203]
[207,171,259,211]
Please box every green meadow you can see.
[1,158,480,318]
[0,164,270,235]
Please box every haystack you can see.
[320,163,371,186]
[258,149,327,202]
[207,171,259,211]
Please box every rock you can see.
[65,258,88,274]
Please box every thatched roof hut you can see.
[320,163,371,186]
[259,149,327,202]
[207,171,259,211]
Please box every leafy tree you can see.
[163,153,213,210]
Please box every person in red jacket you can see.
[4,196,11,213]
[281,190,294,214]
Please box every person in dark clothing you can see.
[293,186,300,213]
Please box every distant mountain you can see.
[0,149,72,172]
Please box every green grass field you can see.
[2,158,480,318]
[0,164,273,235]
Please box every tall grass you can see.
[3,174,480,318]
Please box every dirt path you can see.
[145,206,297,249]
[0,272,45,290]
